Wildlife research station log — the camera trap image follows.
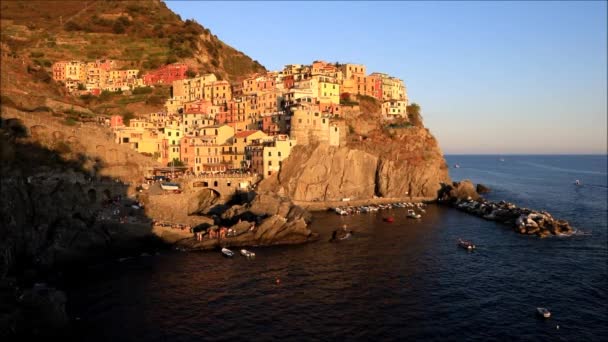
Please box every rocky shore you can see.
[173,191,319,251]
[438,180,574,237]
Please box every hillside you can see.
[0,0,267,123]
[0,0,265,81]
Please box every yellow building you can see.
[65,61,86,82]
[224,130,267,169]
[196,124,234,145]
[318,80,340,104]
[381,100,409,120]
[249,135,297,178]
[172,74,218,102]
[163,123,184,163]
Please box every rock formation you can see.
[270,126,451,203]
[175,191,318,250]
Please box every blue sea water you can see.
[66,155,607,341]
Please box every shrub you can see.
[55,141,72,154]
[30,51,44,58]
[121,110,135,125]
[145,94,165,106]
[112,21,125,34]
[64,21,81,31]
[165,54,178,64]
[63,117,77,126]
[132,86,153,95]
[185,69,197,78]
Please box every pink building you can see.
[184,99,214,114]
[143,63,189,85]
[110,115,124,128]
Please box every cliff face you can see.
[272,126,451,203]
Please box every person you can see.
[330,230,337,242]
[342,224,348,232]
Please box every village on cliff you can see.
[51,60,409,177]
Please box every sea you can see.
[65,155,607,341]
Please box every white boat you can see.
[407,209,421,219]
[160,182,180,191]
[458,239,476,250]
[221,247,234,257]
[536,307,551,318]
[240,249,255,258]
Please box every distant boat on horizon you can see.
[499,158,505,162]
[454,164,460,168]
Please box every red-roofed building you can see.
[143,63,189,86]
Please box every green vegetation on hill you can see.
[0,0,266,81]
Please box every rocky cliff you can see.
[270,125,451,204]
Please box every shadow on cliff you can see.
[0,118,158,339]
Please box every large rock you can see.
[273,126,451,202]
[439,180,480,201]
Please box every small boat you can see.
[574,179,581,186]
[240,249,255,258]
[458,239,476,250]
[407,209,421,219]
[340,232,352,240]
[454,164,460,168]
[536,307,551,318]
[383,217,394,223]
[160,182,180,191]
[221,247,234,257]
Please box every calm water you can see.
[66,155,607,341]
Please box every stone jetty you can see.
[438,180,574,237]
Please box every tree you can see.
[407,103,423,127]
[185,68,197,78]
[168,158,184,167]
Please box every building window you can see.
[168,132,171,136]
[268,151,272,156]
[268,161,272,165]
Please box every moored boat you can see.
[407,209,421,219]
[458,239,476,250]
[160,182,180,191]
[240,249,255,258]
[221,247,234,257]
[536,307,551,318]
[383,216,394,223]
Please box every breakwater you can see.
[438,180,574,237]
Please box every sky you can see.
[166,1,607,154]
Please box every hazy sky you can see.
[166,1,607,154]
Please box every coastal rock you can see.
[11,284,69,338]
[476,183,491,194]
[274,133,450,203]
[439,180,480,202]
[441,194,574,238]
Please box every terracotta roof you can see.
[235,130,261,138]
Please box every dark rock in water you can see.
[476,183,491,194]
[439,183,574,238]
[9,284,69,338]
[438,180,480,202]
